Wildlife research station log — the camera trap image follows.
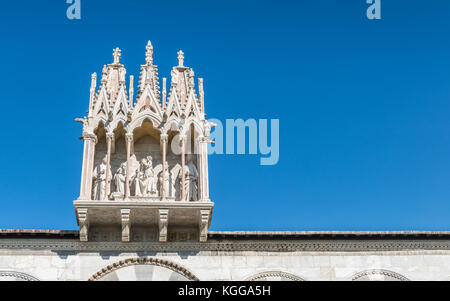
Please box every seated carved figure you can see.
[135,156,156,197]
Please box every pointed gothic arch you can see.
[91,117,108,135]
[128,112,163,133]
[179,118,204,137]
[108,117,128,134]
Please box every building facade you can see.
[0,42,449,281]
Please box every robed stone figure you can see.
[159,163,170,199]
[93,157,111,200]
[182,158,199,202]
[114,162,127,197]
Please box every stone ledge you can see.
[2,229,450,239]
[0,238,450,252]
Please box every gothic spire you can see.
[177,50,184,67]
[146,41,154,65]
[135,41,161,114]
[113,48,122,65]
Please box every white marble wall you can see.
[1,247,450,281]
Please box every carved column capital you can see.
[158,209,169,243]
[83,133,98,144]
[121,209,131,242]
[106,133,115,141]
[160,134,169,142]
[179,134,187,144]
[199,209,210,243]
[77,208,89,242]
[125,133,134,143]
[197,135,209,144]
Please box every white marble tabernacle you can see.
[73,42,215,243]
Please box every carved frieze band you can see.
[1,239,450,252]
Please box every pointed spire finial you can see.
[101,65,108,83]
[145,41,153,65]
[177,50,184,67]
[113,48,122,65]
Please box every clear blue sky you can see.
[1,0,450,231]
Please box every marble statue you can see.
[114,162,127,197]
[92,157,111,200]
[135,156,156,197]
[182,157,199,202]
[159,163,170,199]
[113,48,121,65]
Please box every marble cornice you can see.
[1,238,450,253]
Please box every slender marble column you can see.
[125,133,134,199]
[79,137,89,199]
[80,134,97,200]
[197,136,210,201]
[180,135,186,201]
[105,133,114,199]
[161,134,168,200]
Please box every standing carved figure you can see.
[135,156,156,197]
[92,157,111,200]
[159,163,170,199]
[114,162,127,197]
[182,157,199,202]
